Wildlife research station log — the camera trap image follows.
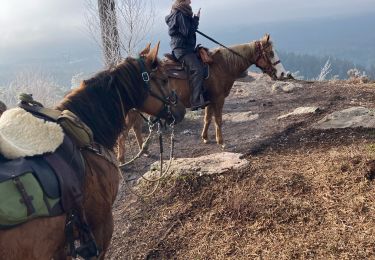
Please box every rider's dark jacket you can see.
[165,10,199,55]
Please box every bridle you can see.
[254,41,280,80]
[115,56,180,130]
[137,57,179,124]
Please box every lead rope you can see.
[121,120,176,198]
[141,120,175,182]
[118,119,154,168]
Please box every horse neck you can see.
[217,42,256,78]
[57,83,128,149]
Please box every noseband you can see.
[254,41,280,79]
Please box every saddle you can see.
[163,45,213,80]
[0,96,99,258]
[0,133,85,228]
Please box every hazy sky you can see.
[1,0,375,65]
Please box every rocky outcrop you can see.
[314,106,375,129]
[141,152,249,182]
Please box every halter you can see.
[136,57,179,123]
[254,41,280,79]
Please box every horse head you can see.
[136,42,186,124]
[254,34,292,80]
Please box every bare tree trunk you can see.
[98,0,121,66]
[85,0,155,58]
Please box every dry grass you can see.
[108,79,375,259]
[108,128,375,259]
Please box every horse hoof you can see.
[203,139,209,144]
[221,144,226,149]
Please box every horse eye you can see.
[269,51,274,58]
[152,60,158,70]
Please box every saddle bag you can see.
[58,110,94,148]
[18,100,94,148]
[0,157,62,229]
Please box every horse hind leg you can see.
[201,104,214,144]
[213,100,225,148]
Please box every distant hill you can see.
[198,12,375,68]
[1,12,374,87]
[277,51,375,80]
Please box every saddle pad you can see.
[0,108,64,159]
[0,172,61,229]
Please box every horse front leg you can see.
[95,213,114,260]
[133,126,144,152]
[213,100,225,148]
[116,132,127,164]
[201,104,214,144]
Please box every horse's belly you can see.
[0,215,66,260]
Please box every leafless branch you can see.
[84,0,155,64]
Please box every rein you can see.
[196,30,248,61]
[196,30,280,77]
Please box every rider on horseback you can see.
[166,0,210,111]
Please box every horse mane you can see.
[211,41,270,76]
[56,57,148,149]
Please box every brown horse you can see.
[0,43,186,259]
[162,34,289,148]
[116,44,152,164]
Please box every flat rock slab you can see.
[278,107,320,120]
[272,82,303,93]
[141,152,249,182]
[223,112,259,123]
[314,106,375,129]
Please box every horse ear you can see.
[147,41,160,64]
[265,33,270,43]
[140,43,151,56]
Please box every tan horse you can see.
[117,109,145,164]
[0,43,186,260]
[161,34,289,148]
